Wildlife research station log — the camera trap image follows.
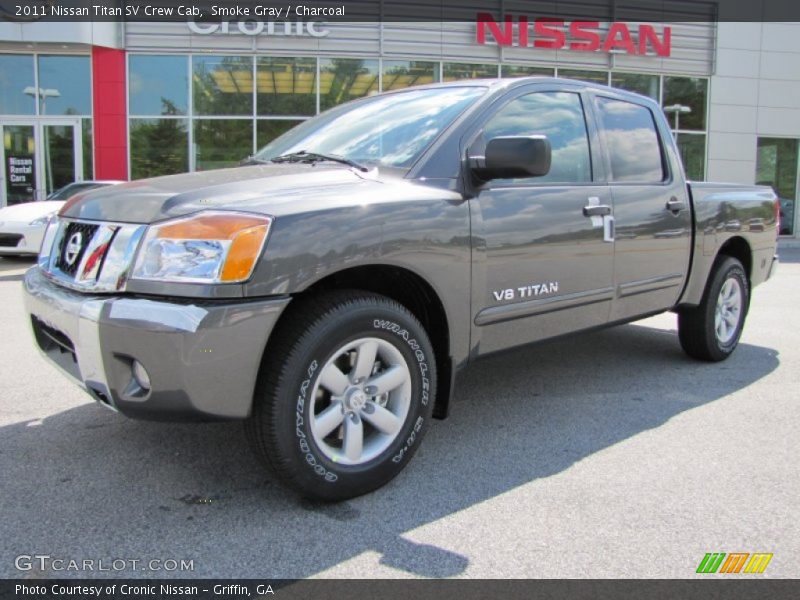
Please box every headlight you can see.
[131,211,273,284]
[30,211,56,227]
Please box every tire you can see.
[678,256,750,362]
[245,291,437,501]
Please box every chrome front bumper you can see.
[23,266,291,421]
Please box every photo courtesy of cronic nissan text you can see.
[0,0,798,598]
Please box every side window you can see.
[596,97,666,183]
[480,92,592,184]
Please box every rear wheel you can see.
[678,256,749,361]
[246,291,436,500]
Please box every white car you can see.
[0,181,122,257]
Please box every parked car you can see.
[0,181,122,257]
[23,79,779,500]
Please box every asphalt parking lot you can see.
[0,250,797,579]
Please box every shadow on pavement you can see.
[0,322,779,578]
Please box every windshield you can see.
[254,86,486,169]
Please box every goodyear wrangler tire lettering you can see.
[247,292,437,500]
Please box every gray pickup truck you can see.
[23,78,779,500]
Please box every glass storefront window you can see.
[610,72,659,100]
[0,54,36,115]
[129,118,189,180]
[382,61,439,90]
[193,56,253,116]
[501,65,554,78]
[257,57,316,116]
[757,137,798,235]
[129,55,188,116]
[676,133,706,181]
[663,76,707,131]
[319,59,379,112]
[442,63,498,81]
[557,69,608,85]
[194,119,253,171]
[256,120,303,148]
[37,55,91,116]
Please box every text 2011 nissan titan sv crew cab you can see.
[23,78,779,500]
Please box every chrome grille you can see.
[55,222,99,276]
[42,218,147,293]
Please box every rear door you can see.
[469,85,615,356]
[592,94,692,321]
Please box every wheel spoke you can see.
[365,365,408,395]
[314,401,345,438]
[361,402,402,435]
[343,413,363,462]
[721,280,732,302]
[352,340,378,382]
[318,364,350,396]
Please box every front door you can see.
[469,88,615,355]
[0,119,83,207]
[40,119,83,198]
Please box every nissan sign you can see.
[188,20,330,38]
[476,13,671,57]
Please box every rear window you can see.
[596,97,666,183]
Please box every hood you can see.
[0,201,64,223]
[59,163,403,224]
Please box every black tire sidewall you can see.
[703,258,749,359]
[275,299,435,499]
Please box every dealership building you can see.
[1,11,799,236]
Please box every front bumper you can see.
[23,266,290,421]
[0,223,45,255]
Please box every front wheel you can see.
[678,256,749,361]
[246,291,436,500]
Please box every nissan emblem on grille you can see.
[64,232,83,266]
[55,222,100,277]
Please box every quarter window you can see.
[481,91,592,184]
[596,97,665,183]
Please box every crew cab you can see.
[23,78,779,500]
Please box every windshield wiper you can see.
[270,151,369,172]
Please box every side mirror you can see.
[470,135,552,180]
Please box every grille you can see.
[0,233,22,248]
[55,222,99,276]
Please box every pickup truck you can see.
[23,78,779,500]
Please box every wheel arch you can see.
[273,264,455,419]
[717,236,753,282]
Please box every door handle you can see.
[666,197,686,213]
[583,204,612,217]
